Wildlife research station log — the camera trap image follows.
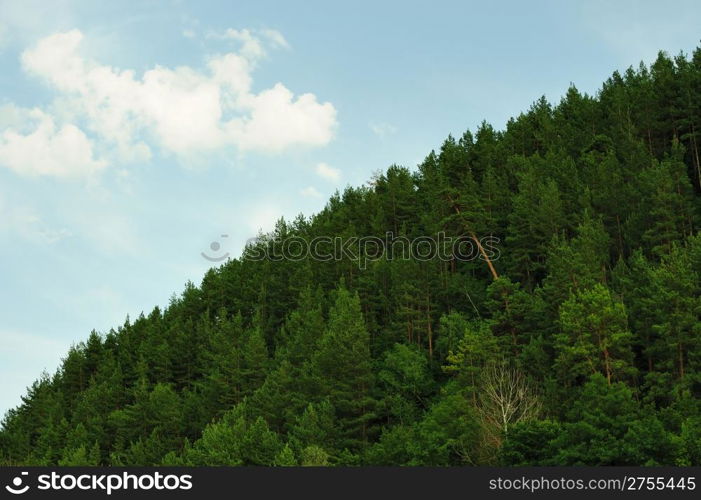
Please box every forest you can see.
[2,47,701,466]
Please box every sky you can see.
[1,0,700,416]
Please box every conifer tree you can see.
[555,285,636,385]
[313,285,377,451]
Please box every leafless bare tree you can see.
[477,359,541,448]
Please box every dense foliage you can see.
[3,48,701,466]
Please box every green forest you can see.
[3,48,701,467]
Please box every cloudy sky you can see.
[1,0,700,415]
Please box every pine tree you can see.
[555,285,636,385]
[505,164,566,289]
[647,243,701,381]
[312,285,377,451]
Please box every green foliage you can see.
[289,400,337,453]
[178,405,283,466]
[274,443,297,466]
[378,344,435,424]
[444,320,499,393]
[59,441,101,466]
[300,445,330,466]
[312,285,377,451]
[500,420,561,466]
[553,375,679,465]
[555,284,636,385]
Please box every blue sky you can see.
[1,0,700,415]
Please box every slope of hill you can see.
[2,48,701,466]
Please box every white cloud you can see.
[1,28,336,176]
[0,107,105,177]
[230,84,336,152]
[182,29,196,39]
[210,27,290,56]
[260,29,290,50]
[216,28,267,60]
[0,103,33,130]
[370,121,397,139]
[300,186,322,198]
[315,162,341,182]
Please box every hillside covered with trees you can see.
[2,48,701,466]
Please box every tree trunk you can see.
[690,123,701,190]
[447,194,499,280]
[426,297,433,359]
